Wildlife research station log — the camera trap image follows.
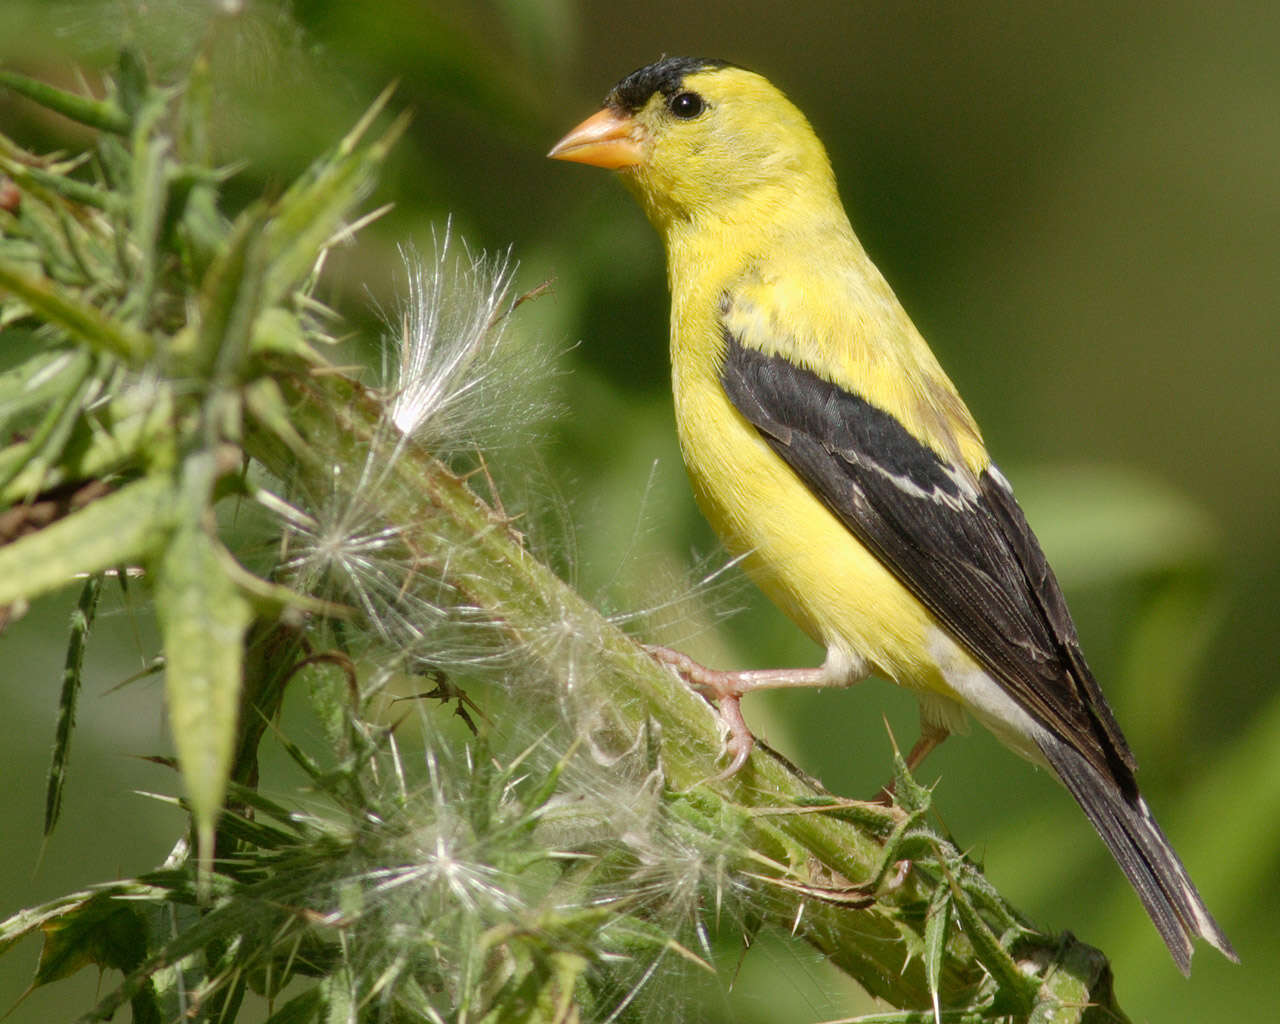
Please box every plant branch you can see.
[244,367,1132,1022]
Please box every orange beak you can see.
[548,107,645,169]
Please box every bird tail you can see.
[1037,731,1237,974]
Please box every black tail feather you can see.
[1038,731,1237,974]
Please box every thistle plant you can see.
[0,52,1133,1023]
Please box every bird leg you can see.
[905,723,949,773]
[644,644,833,776]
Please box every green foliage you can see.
[0,50,403,873]
[45,573,102,835]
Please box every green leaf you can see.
[0,349,99,499]
[153,511,252,874]
[0,69,130,135]
[249,306,324,363]
[125,99,174,326]
[261,89,408,307]
[0,348,92,436]
[0,473,173,608]
[244,375,314,460]
[0,382,177,508]
[32,894,148,986]
[191,204,268,381]
[924,886,951,1024]
[262,986,323,1024]
[482,950,587,1024]
[0,259,153,363]
[0,157,125,214]
[45,573,103,836]
[941,853,1038,1015]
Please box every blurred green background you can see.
[1,2,1276,1020]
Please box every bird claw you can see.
[711,691,755,778]
[644,644,757,777]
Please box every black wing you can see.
[719,330,1137,788]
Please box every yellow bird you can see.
[549,56,1235,973]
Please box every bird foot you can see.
[644,644,757,776]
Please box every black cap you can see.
[606,57,737,112]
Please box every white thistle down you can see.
[387,224,523,451]
[267,441,509,673]
[270,451,417,642]
[269,224,557,668]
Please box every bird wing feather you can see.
[718,322,1138,786]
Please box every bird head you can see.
[549,57,838,235]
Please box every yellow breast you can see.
[661,201,992,701]
[671,337,930,678]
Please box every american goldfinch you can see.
[549,56,1235,973]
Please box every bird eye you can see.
[668,91,705,119]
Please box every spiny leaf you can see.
[77,872,276,1024]
[244,375,314,460]
[0,351,99,499]
[191,203,269,381]
[1027,936,1130,1024]
[482,950,586,1024]
[249,306,326,364]
[940,850,1038,1015]
[924,885,951,1024]
[0,349,92,439]
[0,69,130,135]
[261,90,408,307]
[124,98,174,326]
[152,454,252,878]
[154,521,251,878]
[0,383,177,508]
[45,573,103,836]
[261,986,323,1024]
[0,157,125,214]
[0,473,173,608]
[32,896,147,986]
[0,259,153,363]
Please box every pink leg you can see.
[905,723,949,773]
[645,644,835,776]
